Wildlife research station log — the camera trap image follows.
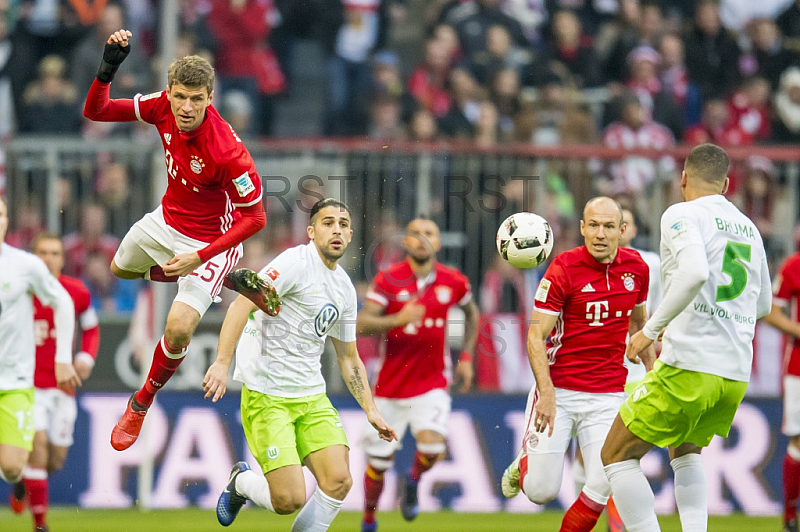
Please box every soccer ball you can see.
[496,212,554,269]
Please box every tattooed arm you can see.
[331,338,397,442]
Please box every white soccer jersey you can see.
[233,242,358,398]
[656,195,771,381]
[0,244,74,390]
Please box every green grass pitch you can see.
[0,508,782,531]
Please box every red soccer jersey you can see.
[133,91,263,242]
[33,275,100,389]
[773,252,800,377]
[366,261,472,399]
[533,246,650,393]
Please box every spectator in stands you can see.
[540,10,602,89]
[408,108,439,141]
[178,0,217,58]
[208,0,281,136]
[452,0,528,61]
[220,90,254,140]
[749,17,800,91]
[0,12,14,139]
[322,0,403,136]
[62,203,120,279]
[773,66,800,144]
[19,55,82,134]
[469,24,533,86]
[489,68,520,140]
[604,0,663,83]
[594,0,640,69]
[500,0,548,46]
[407,38,452,118]
[658,32,702,127]
[480,253,528,315]
[433,23,461,63]
[727,75,771,143]
[683,97,745,145]
[71,3,152,103]
[737,155,775,246]
[96,162,133,237]
[82,251,139,313]
[5,200,44,250]
[684,0,741,100]
[474,100,500,147]
[439,66,481,138]
[777,0,800,40]
[601,92,676,196]
[368,50,416,123]
[368,93,405,140]
[624,45,684,139]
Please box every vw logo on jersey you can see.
[314,304,340,337]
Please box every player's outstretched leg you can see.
[223,269,281,316]
[110,394,148,451]
[217,461,251,526]
[8,481,26,513]
[501,448,524,498]
[399,473,419,521]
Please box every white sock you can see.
[603,459,661,532]
[235,469,275,512]
[671,454,707,532]
[291,487,344,532]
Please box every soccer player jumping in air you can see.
[83,30,279,451]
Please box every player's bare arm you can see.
[355,297,425,336]
[627,304,656,371]
[454,299,480,393]
[764,303,800,338]
[204,295,258,402]
[527,309,559,437]
[331,337,397,443]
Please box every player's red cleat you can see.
[8,481,26,514]
[223,269,281,316]
[110,395,148,451]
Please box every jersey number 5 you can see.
[716,241,751,302]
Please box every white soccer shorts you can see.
[360,387,451,458]
[520,386,624,505]
[784,375,800,436]
[114,205,242,316]
[33,387,78,447]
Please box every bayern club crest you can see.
[622,273,635,291]
[190,155,205,174]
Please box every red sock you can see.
[411,451,440,482]
[134,337,186,408]
[559,492,605,532]
[363,464,386,524]
[24,475,48,528]
[519,454,529,495]
[147,266,177,283]
[784,451,800,522]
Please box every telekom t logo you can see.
[585,301,609,326]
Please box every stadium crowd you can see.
[0,0,799,314]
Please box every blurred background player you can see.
[763,251,800,532]
[356,217,479,532]
[0,197,80,493]
[82,30,274,451]
[502,197,653,532]
[204,198,396,531]
[8,233,99,531]
[603,144,772,531]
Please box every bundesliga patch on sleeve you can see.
[232,172,256,197]
[535,279,551,303]
[668,217,688,239]
[139,91,162,102]
[265,267,279,280]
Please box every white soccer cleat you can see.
[501,448,524,498]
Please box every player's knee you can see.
[0,463,23,483]
[319,472,352,500]
[271,492,305,515]
[524,478,560,505]
[164,318,195,348]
